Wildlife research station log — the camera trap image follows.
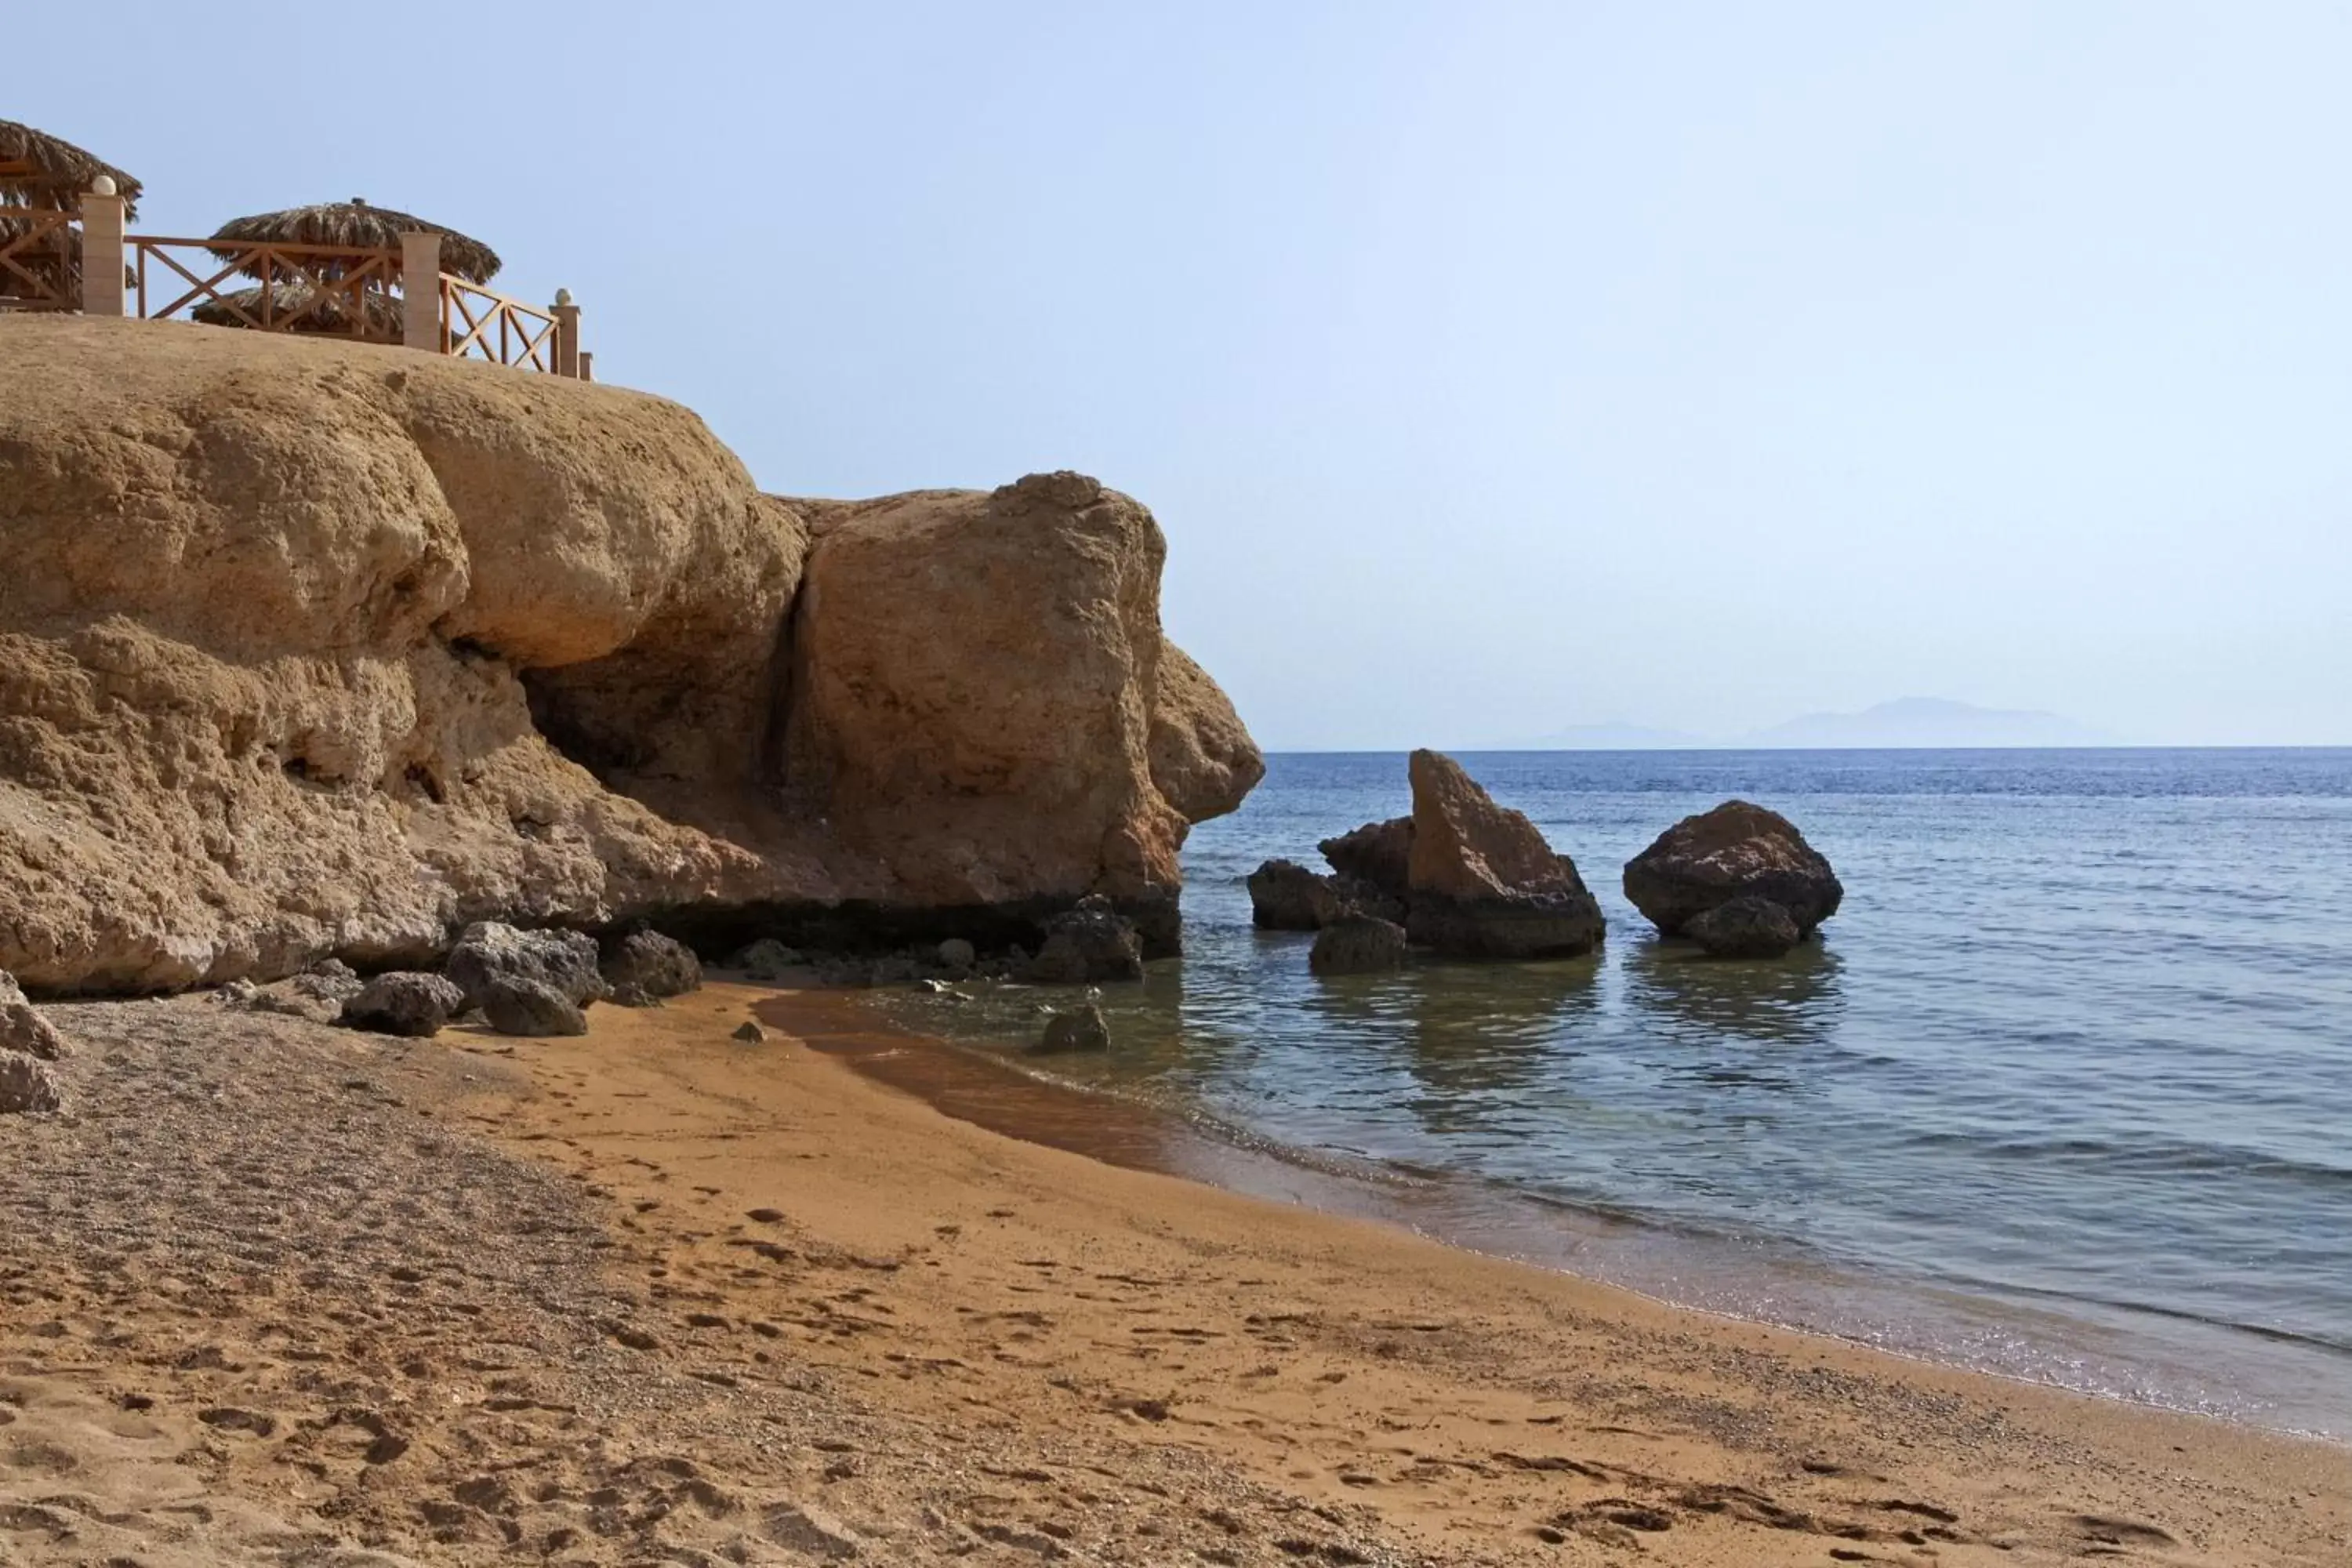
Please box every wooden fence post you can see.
[79,178,125,317]
[551,288,581,377]
[399,231,441,351]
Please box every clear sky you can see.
[18,3,2350,747]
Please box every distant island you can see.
[1501,698,2114,751]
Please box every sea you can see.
[871,748,2352,1439]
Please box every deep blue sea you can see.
[878,749,2352,1437]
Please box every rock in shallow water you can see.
[1684,895,1803,958]
[1031,1004,1111,1055]
[1401,750,1605,960]
[340,972,466,1037]
[1622,800,1842,938]
[1019,896,1143,985]
[1319,818,1414,902]
[1309,915,1410,975]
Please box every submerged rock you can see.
[602,930,702,1004]
[1685,895,1802,959]
[1031,1003,1111,1055]
[1401,751,1605,960]
[1622,800,1842,938]
[0,972,66,1061]
[0,1051,61,1115]
[1247,859,1337,931]
[1020,896,1144,985]
[1309,915,1409,976]
[481,978,589,1038]
[448,924,607,1012]
[340,972,466,1037]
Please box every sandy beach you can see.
[3,982,2345,1566]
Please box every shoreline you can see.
[5,983,2347,1565]
[797,981,2352,1446]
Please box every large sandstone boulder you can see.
[481,978,589,1038]
[1622,801,1842,938]
[446,923,606,1011]
[1401,751,1605,960]
[601,930,702,1004]
[340,971,466,1036]
[0,320,1262,993]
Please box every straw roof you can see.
[190,279,408,339]
[208,199,501,284]
[0,119,142,215]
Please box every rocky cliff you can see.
[0,317,1261,992]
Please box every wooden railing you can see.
[16,197,591,378]
[129,237,403,340]
[0,209,78,310]
[440,274,558,371]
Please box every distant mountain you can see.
[1738,697,2111,750]
[1494,721,1710,750]
[1486,698,2113,752]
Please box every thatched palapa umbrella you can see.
[206,198,501,284]
[191,280,409,337]
[0,118,143,213]
[0,118,141,307]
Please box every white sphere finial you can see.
[90,175,117,197]
[554,288,574,307]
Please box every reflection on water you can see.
[1620,936,1845,1051]
[871,748,2352,1439]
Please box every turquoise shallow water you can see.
[876,748,2352,1437]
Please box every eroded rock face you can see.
[0,320,1262,993]
[1622,801,1842,938]
[1685,895,1802,959]
[1402,751,1605,960]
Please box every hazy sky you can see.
[19,3,2350,747]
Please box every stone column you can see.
[78,179,126,317]
[399,231,442,351]
[551,289,581,377]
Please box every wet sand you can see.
[2,982,2346,1565]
